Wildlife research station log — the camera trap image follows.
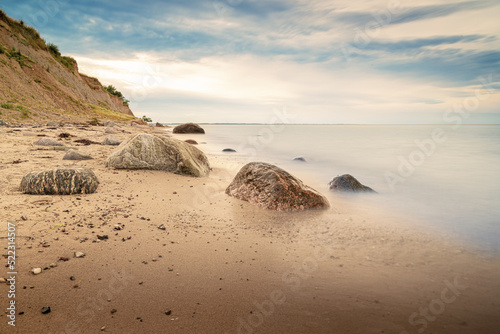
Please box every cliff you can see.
[0,10,136,124]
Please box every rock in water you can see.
[226,162,329,211]
[222,148,236,152]
[173,123,205,134]
[293,157,307,162]
[34,138,64,146]
[184,139,198,145]
[102,135,122,146]
[20,167,99,195]
[328,174,376,193]
[156,122,165,127]
[105,133,210,177]
[63,149,93,161]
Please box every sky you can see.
[1,0,499,124]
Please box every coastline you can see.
[1,123,499,333]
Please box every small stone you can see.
[100,326,106,331]
[75,252,85,258]
[222,148,236,152]
[32,268,42,275]
[41,306,51,314]
[157,224,166,230]
[114,225,122,231]
[165,310,172,315]
[111,309,117,314]
[59,257,69,261]
[21,216,28,221]
[0,277,6,283]
[97,235,109,240]
[70,276,76,281]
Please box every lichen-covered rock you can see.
[328,174,376,193]
[226,162,329,211]
[63,149,93,161]
[173,123,205,134]
[105,133,210,177]
[102,135,122,146]
[34,138,64,146]
[20,167,99,195]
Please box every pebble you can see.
[59,257,69,261]
[110,309,117,314]
[114,225,122,231]
[0,277,6,283]
[75,252,86,258]
[100,326,106,331]
[41,306,51,314]
[165,310,172,315]
[32,268,42,275]
[70,276,76,281]
[158,224,166,230]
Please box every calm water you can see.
[190,125,500,252]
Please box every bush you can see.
[1,103,14,109]
[47,43,60,57]
[142,115,152,122]
[104,85,123,98]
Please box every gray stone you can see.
[34,138,65,146]
[105,133,210,177]
[226,162,329,211]
[63,149,93,161]
[328,174,376,193]
[173,123,205,134]
[46,122,59,127]
[102,135,122,146]
[222,148,236,153]
[0,120,7,126]
[104,121,116,127]
[20,167,99,195]
[105,127,118,134]
[293,157,307,162]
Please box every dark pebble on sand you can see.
[70,276,76,280]
[41,307,51,314]
[165,310,172,315]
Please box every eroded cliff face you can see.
[0,10,136,123]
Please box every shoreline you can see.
[1,123,499,333]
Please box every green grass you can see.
[90,104,136,121]
[35,79,41,83]
[1,103,14,109]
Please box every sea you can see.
[173,124,500,253]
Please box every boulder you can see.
[293,157,307,162]
[63,149,93,161]
[102,135,122,146]
[173,123,205,134]
[226,162,329,211]
[46,122,59,127]
[222,148,236,153]
[131,119,148,126]
[328,174,376,193]
[105,133,210,177]
[185,139,198,145]
[34,138,64,146]
[156,122,165,127]
[104,121,116,127]
[20,167,99,195]
[0,120,7,126]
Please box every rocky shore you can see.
[1,121,500,334]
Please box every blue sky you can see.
[1,0,499,123]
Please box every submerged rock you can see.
[293,157,307,162]
[102,135,122,146]
[173,123,205,134]
[63,149,93,161]
[105,133,210,177]
[20,167,99,195]
[34,138,64,146]
[222,148,236,153]
[184,139,198,145]
[328,174,376,193]
[156,122,165,127]
[226,162,329,211]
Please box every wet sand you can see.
[1,124,499,333]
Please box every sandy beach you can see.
[1,123,500,334]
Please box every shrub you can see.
[142,115,152,122]
[1,103,14,109]
[47,43,61,57]
[104,85,123,98]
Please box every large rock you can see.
[63,149,93,161]
[173,123,205,134]
[102,135,122,146]
[328,174,376,193]
[105,133,210,177]
[226,162,329,211]
[34,138,64,146]
[20,167,99,195]
[105,127,118,134]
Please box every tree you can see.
[142,115,152,122]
